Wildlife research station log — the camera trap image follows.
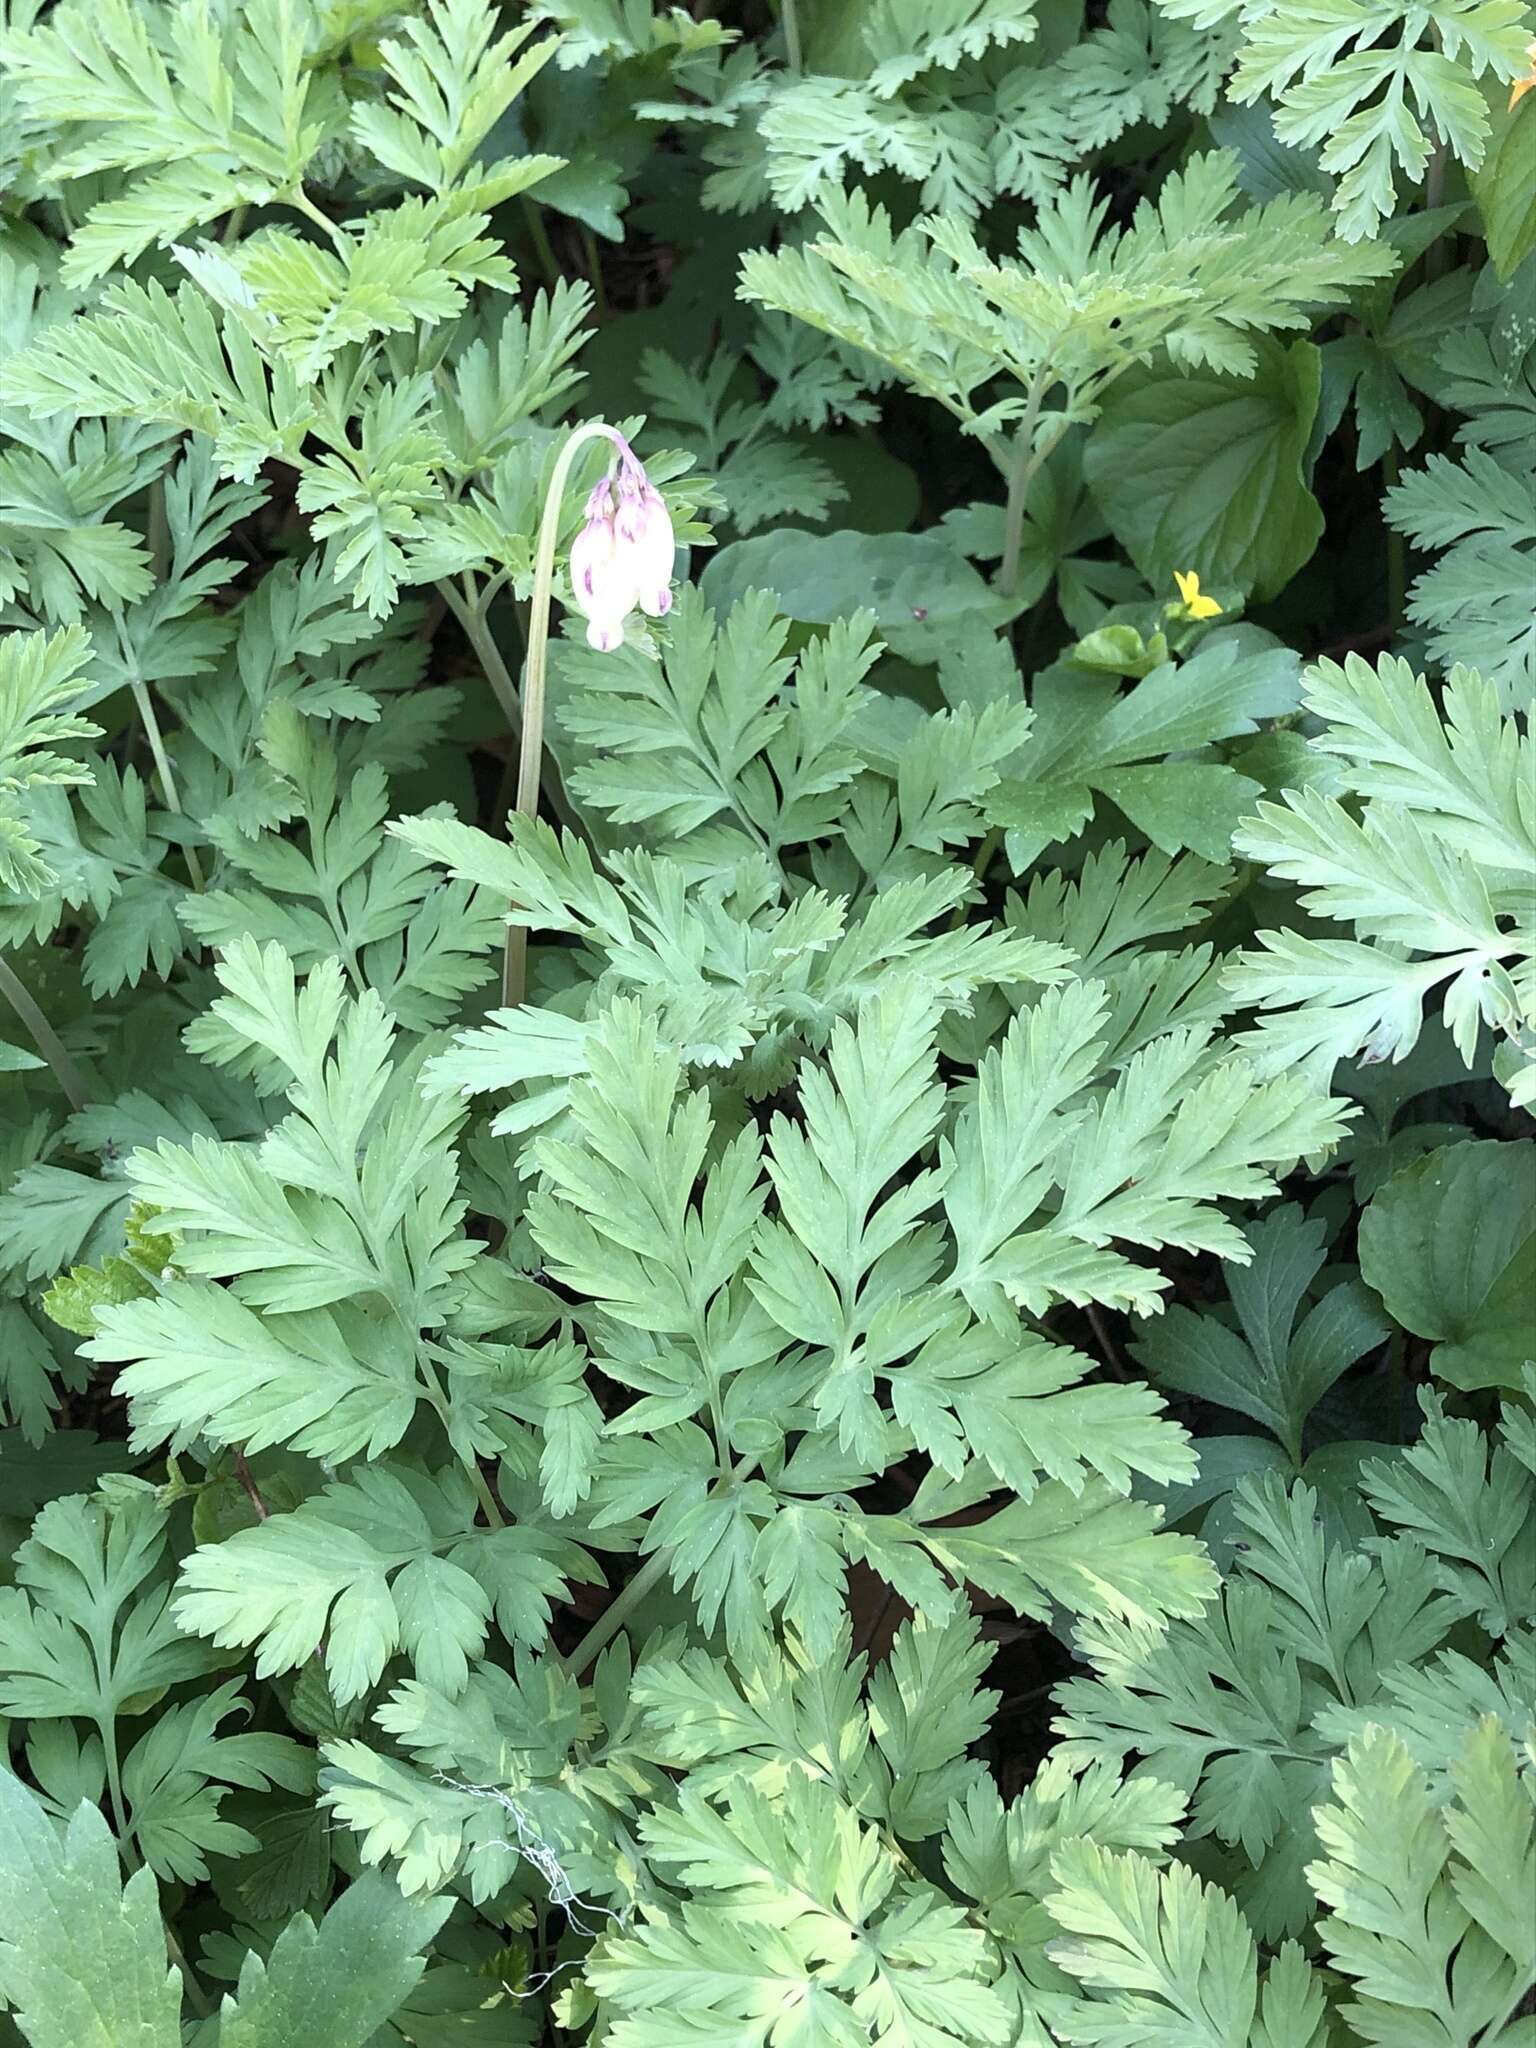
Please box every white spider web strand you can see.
[432,1773,633,1995]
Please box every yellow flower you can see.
[1511,40,1536,111]
[1174,570,1223,619]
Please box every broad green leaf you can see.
[1358,1400,1534,1638]
[214,1870,453,2048]
[86,1282,423,1463]
[0,624,99,896]
[0,1771,180,2048]
[0,1164,129,1288]
[0,1490,216,1724]
[1383,450,1536,709]
[1358,1142,1536,1391]
[0,1770,452,2048]
[172,1463,580,1703]
[1046,1838,1329,2046]
[1309,1719,1536,2046]
[1084,339,1324,600]
[0,1429,135,1516]
[700,528,1000,628]
[1165,0,1533,239]
[1093,762,1263,864]
[594,1772,1014,2045]
[1133,1206,1390,1462]
[1473,90,1536,280]
[988,633,1300,867]
[0,1303,62,1445]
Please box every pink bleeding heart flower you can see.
[568,442,676,650]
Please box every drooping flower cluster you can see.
[568,441,676,651]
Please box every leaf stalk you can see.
[997,363,1063,600]
[0,954,90,1111]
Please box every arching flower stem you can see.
[504,421,637,1006]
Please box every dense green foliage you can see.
[0,2,1532,2043]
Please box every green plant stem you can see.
[1387,1323,1408,1427]
[467,1462,505,1530]
[561,1548,672,1681]
[560,1454,762,1679]
[492,743,520,837]
[1383,446,1405,633]
[99,1717,134,1861]
[436,578,521,732]
[520,196,561,287]
[233,1449,269,1521]
[1424,140,1447,215]
[581,228,610,320]
[0,953,89,1111]
[165,1924,214,2020]
[997,367,1060,599]
[287,183,351,255]
[970,824,1000,885]
[780,0,802,71]
[1423,139,1449,280]
[1085,1302,1130,1381]
[504,420,629,1007]
[147,475,169,582]
[129,679,204,891]
[947,826,1001,928]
